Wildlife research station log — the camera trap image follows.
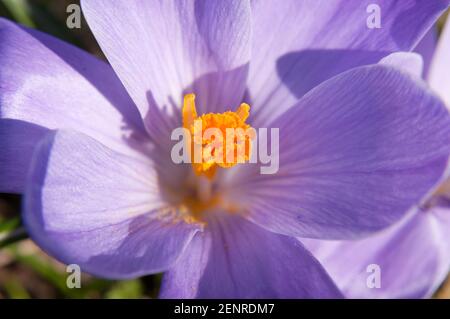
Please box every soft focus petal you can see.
[413,27,437,78]
[81,0,251,127]
[160,213,342,298]
[0,18,145,193]
[249,0,449,126]
[230,65,450,239]
[303,207,450,298]
[0,120,47,193]
[379,52,423,77]
[429,17,450,107]
[24,130,200,278]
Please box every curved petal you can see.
[413,27,437,78]
[81,0,251,126]
[24,130,200,278]
[0,18,145,193]
[160,213,342,298]
[378,52,423,78]
[249,0,449,126]
[303,207,450,298]
[230,65,450,239]
[0,120,47,193]
[429,17,450,108]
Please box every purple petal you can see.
[160,213,342,298]
[24,130,200,278]
[414,27,438,78]
[231,65,450,239]
[0,120,47,193]
[81,0,251,126]
[378,52,423,77]
[429,17,450,107]
[249,0,449,126]
[0,18,144,193]
[303,208,450,298]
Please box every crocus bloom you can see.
[303,19,450,299]
[1,1,450,298]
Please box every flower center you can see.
[162,94,255,224]
[182,93,255,179]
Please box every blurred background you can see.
[0,0,449,299]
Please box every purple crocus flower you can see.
[1,1,450,298]
[303,18,450,299]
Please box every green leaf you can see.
[13,252,85,298]
[106,280,145,299]
[0,216,21,233]
[0,227,28,249]
[1,0,35,28]
[3,279,30,299]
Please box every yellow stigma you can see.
[182,94,255,178]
